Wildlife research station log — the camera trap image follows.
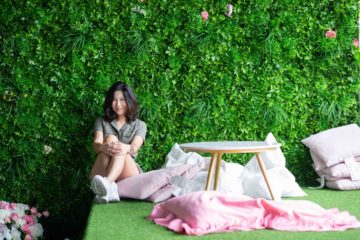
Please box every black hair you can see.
[103,82,139,122]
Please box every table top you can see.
[179,141,281,154]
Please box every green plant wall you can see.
[1,0,359,238]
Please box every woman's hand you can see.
[103,142,131,156]
[102,142,122,156]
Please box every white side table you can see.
[180,141,281,200]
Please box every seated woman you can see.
[90,82,147,203]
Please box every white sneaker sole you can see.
[95,195,108,204]
[91,175,108,196]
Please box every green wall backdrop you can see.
[1,0,359,238]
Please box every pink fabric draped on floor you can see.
[148,191,360,236]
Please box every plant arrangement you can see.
[0,0,359,238]
[0,201,49,240]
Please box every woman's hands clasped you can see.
[102,142,130,156]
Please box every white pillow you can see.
[243,132,306,199]
[245,132,285,172]
[302,124,360,170]
[163,143,205,168]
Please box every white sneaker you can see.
[107,182,120,202]
[94,183,120,204]
[94,195,108,204]
[91,175,110,196]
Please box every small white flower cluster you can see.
[0,201,49,240]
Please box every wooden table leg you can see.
[255,153,276,200]
[205,153,217,190]
[213,153,223,190]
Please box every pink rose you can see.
[10,202,17,209]
[325,30,336,38]
[42,211,50,217]
[30,207,38,215]
[201,11,209,21]
[4,217,11,223]
[23,215,35,225]
[0,202,10,210]
[11,213,19,221]
[24,234,32,240]
[21,224,31,234]
[353,39,359,47]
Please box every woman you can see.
[90,82,147,203]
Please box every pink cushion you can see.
[318,156,360,180]
[147,185,179,203]
[326,179,360,190]
[149,191,360,235]
[302,124,360,170]
[117,164,201,200]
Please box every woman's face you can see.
[112,90,127,118]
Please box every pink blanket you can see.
[149,191,360,235]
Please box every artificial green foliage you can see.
[1,0,359,238]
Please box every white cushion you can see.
[242,132,306,199]
[302,124,360,170]
[245,132,285,172]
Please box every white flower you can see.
[14,218,26,228]
[30,223,44,238]
[10,227,21,240]
[0,209,10,219]
[14,203,29,217]
[0,224,11,240]
[43,145,53,155]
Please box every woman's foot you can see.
[91,175,110,196]
[91,175,120,203]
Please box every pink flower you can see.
[201,11,209,21]
[10,213,19,221]
[23,215,35,226]
[0,202,10,210]
[42,211,50,217]
[10,202,17,209]
[4,217,11,223]
[353,39,359,47]
[21,224,31,234]
[325,30,336,38]
[24,234,32,240]
[30,207,38,215]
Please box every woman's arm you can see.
[110,136,143,156]
[93,131,104,154]
[129,135,144,155]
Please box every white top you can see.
[180,141,281,154]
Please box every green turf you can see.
[83,188,360,240]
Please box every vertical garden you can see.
[1,0,359,238]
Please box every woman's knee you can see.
[104,134,118,144]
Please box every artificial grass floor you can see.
[83,188,360,240]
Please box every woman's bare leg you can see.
[106,154,126,182]
[116,155,140,181]
[91,134,140,182]
[90,152,111,178]
[90,135,117,179]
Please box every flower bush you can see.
[0,201,48,240]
